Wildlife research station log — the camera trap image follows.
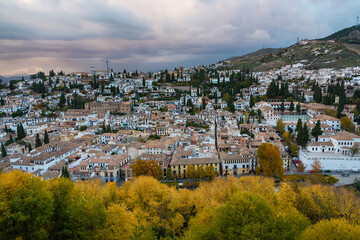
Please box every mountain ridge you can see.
[223,25,360,71]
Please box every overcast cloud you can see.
[0,0,359,75]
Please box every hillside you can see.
[320,25,360,44]
[224,26,360,71]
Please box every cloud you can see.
[0,0,359,75]
[246,29,272,42]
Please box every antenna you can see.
[101,58,110,78]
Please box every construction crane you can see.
[101,58,110,79]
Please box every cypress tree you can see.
[249,94,255,108]
[311,120,323,141]
[1,143,6,157]
[35,133,42,148]
[58,93,66,109]
[9,134,14,144]
[296,102,301,114]
[296,118,302,133]
[280,100,285,112]
[302,123,309,146]
[61,166,70,178]
[289,101,294,112]
[28,142,32,152]
[44,130,49,144]
[17,124,20,139]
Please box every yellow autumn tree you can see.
[99,204,138,240]
[256,143,285,177]
[300,218,360,240]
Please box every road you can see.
[286,161,360,186]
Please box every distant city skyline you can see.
[0,0,359,76]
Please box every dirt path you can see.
[344,43,360,55]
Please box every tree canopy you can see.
[0,171,359,239]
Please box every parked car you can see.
[308,170,313,173]
[336,169,343,173]
[352,168,359,173]
[324,170,331,173]
[342,173,350,177]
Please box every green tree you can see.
[256,143,285,177]
[296,102,301,114]
[8,134,14,144]
[289,100,294,112]
[311,120,323,141]
[28,142,32,152]
[58,93,66,109]
[296,118,302,133]
[249,94,255,108]
[44,130,49,144]
[166,167,173,180]
[1,143,6,157]
[79,126,87,131]
[280,100,285,112]
[35,133,42,148]
[61,166,70,178]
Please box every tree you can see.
[280,100,285,112]
[58,93,66,109]
[131,159,162,179]
[99,204,137,240]
[205,165,216,179]
[28,142,32,152]
[311,158,322,173]
[296,102,301,114]
[197,166,206,179]
[44,130,49,144]
[61,166,70,178]
[0,171,54,240]
[79,126,87,131]
[350,145,359,157]
[166,167,173,180]
[8,134,14,144]
[296,161,305,173]
[340,117,355,132]
[311,120,323,141]
[256,143,285,177]
[186,165,197,179]
[300,219,360,240]
[289,100,294,112]
[1,143,6,157]
[277,119,285,135]
[17,123,26,140]
[296,118,302,133]
[202,98,206,110]
[297,123,309,147]
[35,133,42,148]
[289,143,300,157]
[282,131,292,145]
[249,94,255,108]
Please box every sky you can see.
[0,0,359,76]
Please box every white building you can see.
[299,131,360,171]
